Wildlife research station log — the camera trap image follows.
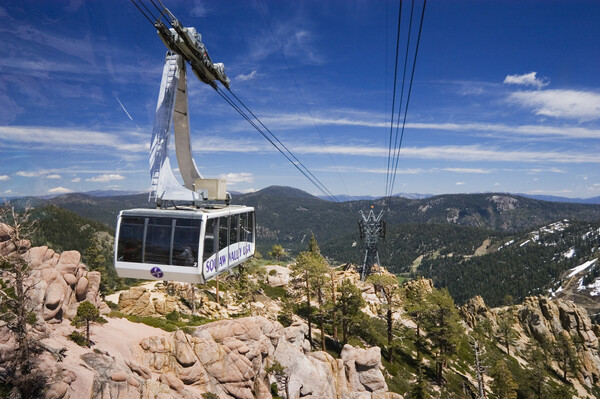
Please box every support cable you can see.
[388,0,427,198]
[216,88,338,202]
[387,0,415,201]
[384,0,404,204]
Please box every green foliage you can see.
[270,382,278,396]
[268,244,286,261]
[489,360,518,399]
[422,288,463,384]
[337,278,365,345]
[68,330,88,347]
[496,310,519,355]
[419,220,600,306]
[108,311,211,332]
[277,294,295,327]
[165,310,181,322]
[73,300,100,347]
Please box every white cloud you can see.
[237,188,257,194]
[508,89,600,121]
[48,187,73,194]
[4,189,14,194]
[503,72,549,89]
[317,166,424,175]
[190,0,207,17]
[442,168,492,174]
[46,174,61,179]
[0,126,147,153]
[236,70,258,81]
[219,172,254,184]
[245,111,600,140]
[456,182,465,186]
[0,175,9,181]
[16,170,45,177]
[85,174,125,183]
[71,177,81,183]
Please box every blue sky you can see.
[1,0,599,199]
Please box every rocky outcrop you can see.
[460,295,494,329]
[0,224,108,323]
[461,294,600,389]
[130,316,400,399]
[519,296,600,387]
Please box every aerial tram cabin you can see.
[114,6,255,284]
[115,206,255,284]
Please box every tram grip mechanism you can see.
[194,178,227,201]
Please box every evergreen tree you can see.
[85,231,121,295]
[552,332,579,380]
[489,360,518,399]
[337,278,365,345]
[367,273,400,361]
[268,244,285,262]
[73,300,100,347]
[423,288,462,385]
[291,235,329,348]
[524,345,549,399]
[496,310,519,356]
[308,233,320,255]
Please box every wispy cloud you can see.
[46,174,61,179]
[71,177,81,183]
[456,182,466,186]
[16,170,47,177]
[508,89,600,121]
[503,72,549,89]
[48,187,72,194]
[219,172,254,184]
[0,175,9,181]
[0,126,147,153]
[85,173,125,183]
[442,168,492,174]
[190,0,208,17]
[247,112,600,139]
[236,70,258,81]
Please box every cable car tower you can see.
[358,207,386,280]
[113,1,255,284]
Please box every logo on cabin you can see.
[150,267,164,278]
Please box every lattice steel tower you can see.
[358,207,386,280]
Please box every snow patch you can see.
[589,279,600,296]
[568,259,598,278]
[563,248,576,259]
[520,240,531,247]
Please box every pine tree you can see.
[367,273,400,361]
[525,345,549,399]
[496,310,519,356]
[337,278,365,345]
[489,360,518,399]
[553,332,579,380]
[73,300,100,347]
[268,244,285,262]
[423,288,462,385]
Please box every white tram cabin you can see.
[114,206,255,284]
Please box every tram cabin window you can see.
[117,216,145,262]
[172,218,201,266]
[203,218,217,264]
[230,214,239,244]
[219,216,228,250]
[117,215,202,267]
